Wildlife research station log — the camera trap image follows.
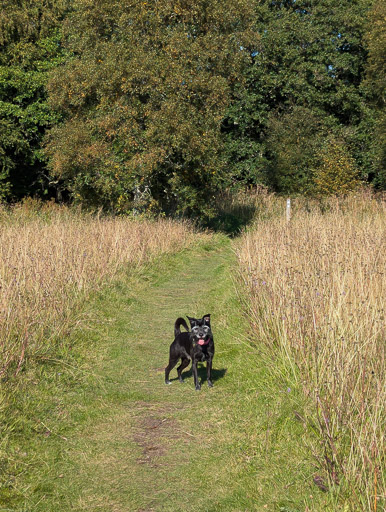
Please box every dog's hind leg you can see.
[207,359,214,388]
[177,358,190,383]
[165,357,179,385]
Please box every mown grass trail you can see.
[4,236,326,511]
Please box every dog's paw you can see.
[208,380,214,388]
[195,385,201,391]
[179,379,185,384]
[165,380,172,385]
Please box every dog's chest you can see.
[195,346,211,361]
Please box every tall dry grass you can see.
[237,191,385,509]
[0,200,197,376]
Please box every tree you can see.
[45,0,254,217]
[265,106,329,194]
[362,1,386,189]
[223,0,371,194]
[0,1,71,201]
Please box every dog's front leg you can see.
[192,360,201,391]
[207,358,214,388]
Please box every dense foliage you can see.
[363,1,386,188]
[0,0,384,213]
[224,0,372,193]
[45,0,254,216]
[0,1,71,201]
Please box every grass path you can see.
[4,236,325,511]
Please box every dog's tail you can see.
[174,317,189,338]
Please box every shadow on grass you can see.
[174,366,227,384]
[204,196,257,237]
[168,367,227,385]
[198,366,227,383]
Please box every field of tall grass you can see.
[237,191,385,510]
[0,200,197,377]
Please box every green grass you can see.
[1,235,330,511]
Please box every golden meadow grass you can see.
[0,201,196,376]
[237,192,385,509]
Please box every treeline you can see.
[0,0,384,217]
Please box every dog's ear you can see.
[187,316,197,327]
[203,314,211,325]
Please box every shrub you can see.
[313,140,361,196]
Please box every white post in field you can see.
[286,198,291,222]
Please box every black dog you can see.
[165,315,214,391]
